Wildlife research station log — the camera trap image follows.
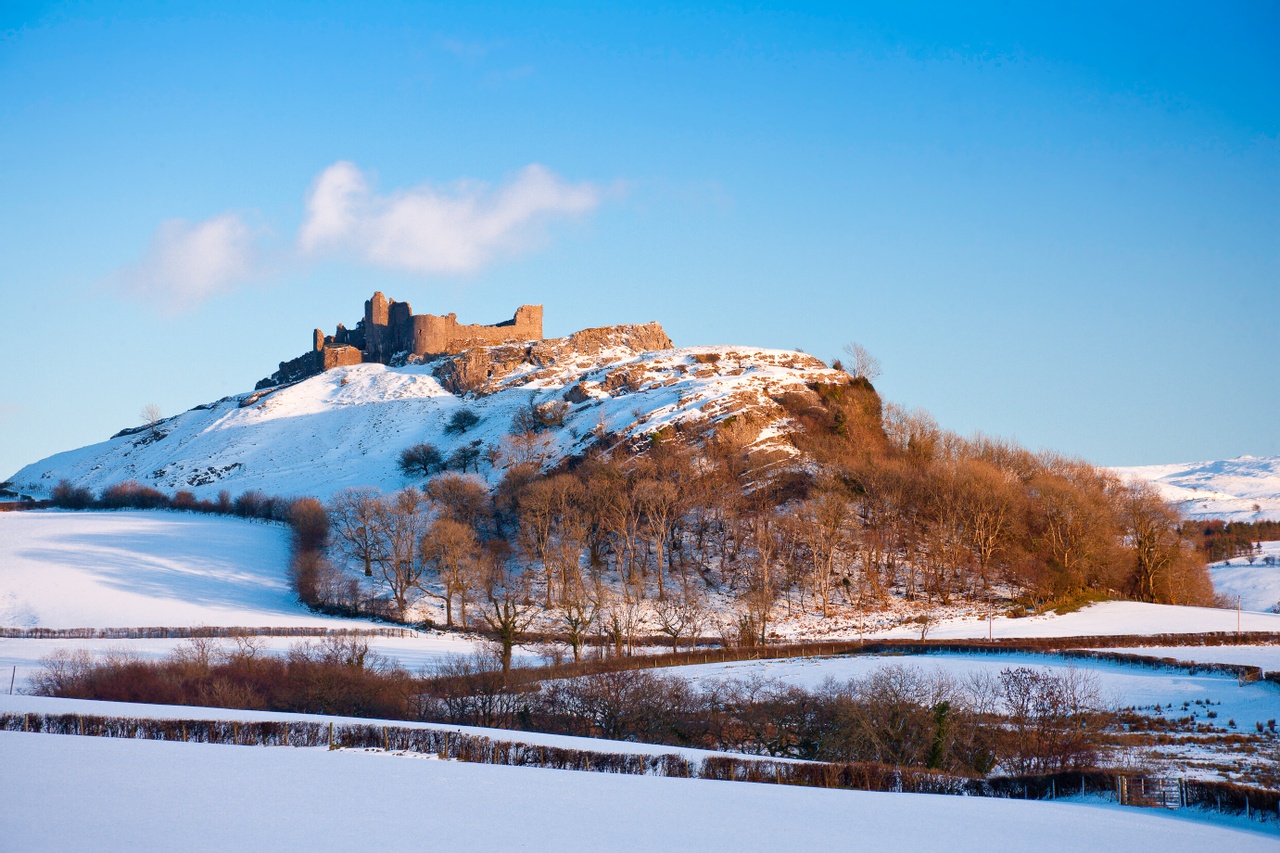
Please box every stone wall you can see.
[257,292,544,388]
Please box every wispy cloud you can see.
[113,163,605,312]
[116,214,263,313]
[297,162,601,275]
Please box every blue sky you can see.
[2,1,1277,479]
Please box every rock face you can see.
[257,292,543,388]
[433,322,674,395]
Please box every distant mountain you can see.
[8,322,847,501]
[1112,455,1280,522]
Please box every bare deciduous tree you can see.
[376,488,430,620]
[140,403,163,435]
[329,488,384,578]
[841,341,882,382]
[421,517,480,628]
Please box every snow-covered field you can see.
[867,600,1280,640]
[0,693,762,764]
[1103,644,1280,671]
[0,633,499,691]
[666,651,1280,731]
[1211,542,1280,612]
[0,509,500,688]
[1113,455,1280,521]
[2,729,1273,852]
[0,509,327,628]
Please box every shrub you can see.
[99,480,171,510]
[511,399,570,433]
[50,479,94,509]
[398,443,443,477]
[445,408,481,435]
[446,443,483,473]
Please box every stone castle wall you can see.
[257,292,543,388]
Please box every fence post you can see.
[328,722,334,750]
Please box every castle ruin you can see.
[258,292,543,388]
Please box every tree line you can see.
[35,639,1104,777]
[50,372,1217,654]
[299,376,1215,650]
[1185,519,1280,564]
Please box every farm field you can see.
[2,727,1274,853]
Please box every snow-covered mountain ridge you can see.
[8,323,848,501]
[1112,455,1280,522]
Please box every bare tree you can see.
[376,488,430,620]
[654,583,707,652]
[559,575,599,662]
[420,517,480,628]
[329,488,384,578]
[841,342,882,383]
[140,403,163,435]
[477,540,536,674]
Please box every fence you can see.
[4,710,1276,821]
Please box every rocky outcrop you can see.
[433,322,673,395]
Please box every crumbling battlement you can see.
[257,292,543,389]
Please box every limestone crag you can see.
[433,322,674,395]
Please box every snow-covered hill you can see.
[8,328,844,501]
[1112,455,1280,521]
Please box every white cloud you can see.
[117,214,261,312]
[298,162,601,275]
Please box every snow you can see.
[8,347,842,502]
[666,651,1280,731]
[1101,645,1280,672]
[0,509,364,629]
[0,694,750,763]
[867,600,1280,640]
[2,731,1274,852]
[1210,542,1280,612]
[1113,455,1280,521]
[0,508,505,687]
[0,632,499,690]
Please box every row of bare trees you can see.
[290,373,1215,652]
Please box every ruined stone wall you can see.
[409,304,543,356]
[321,345,363,371]
[258,291,546,388]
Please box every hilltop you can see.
[8,306,846,500]
[1113,455,1280,522]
